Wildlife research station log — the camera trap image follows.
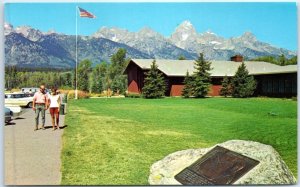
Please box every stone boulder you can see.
[148,140,296,185]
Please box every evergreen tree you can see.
[287,56,297,65]
[220,75,231,97]
[63,72,73,88]
[279,54,287,66]
[109,48,127,78]
[91,62,108,93]
[78,59,92,92]
[178,55,186,60]
[5,66,18,89]
[111,75,127,95]
[73,68,77,89]
[104,74,112,96]
[109,48,128,94]
[182,71,193,98]
[231,63,257,98]
[192,53,212,98]
[142,60,166,99]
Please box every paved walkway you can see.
[5,108,65,185]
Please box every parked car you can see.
[5,104,23,117]
[4,107,13,123]
[5,93,34,108]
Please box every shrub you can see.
[103,89,113,97]
[67,90,90,99]
[125,92,142,98]
[89,93,102,97]
[59,89,71,95]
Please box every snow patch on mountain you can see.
[4,22,14,35]
[205,30,216,35]
[210,41,222,45]
[181,33,189,41]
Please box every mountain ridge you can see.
[4,21,296,69]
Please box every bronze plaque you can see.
[175,146,259,185]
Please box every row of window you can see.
[261,78,297,94]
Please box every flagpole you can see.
[75,6,78,100]
[75,7,95,100]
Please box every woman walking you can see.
[48,88,61,131]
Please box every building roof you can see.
[129,59,297,77]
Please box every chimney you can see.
[230,55,243,62]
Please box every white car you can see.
[5,105,23,117]
[5,93,34,108]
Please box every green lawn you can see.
[61,97,297,185]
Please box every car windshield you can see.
[25,93,34,97]
[5,93,33,98]
[14,94,23,98]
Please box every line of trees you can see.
[5,48,129,95]
[76,48,128,94]
[6,50,262,98]
[250,55,297,66]
[5,66,73,90]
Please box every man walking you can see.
[32,85,49,131]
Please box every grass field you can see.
[61,97,297,185]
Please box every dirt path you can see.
[5,108,65,185]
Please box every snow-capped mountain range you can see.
[4,21,296,68]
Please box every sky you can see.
[4,2,298,51]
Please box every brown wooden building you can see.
[124,58,297,97]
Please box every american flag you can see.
[78,7,96,18]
